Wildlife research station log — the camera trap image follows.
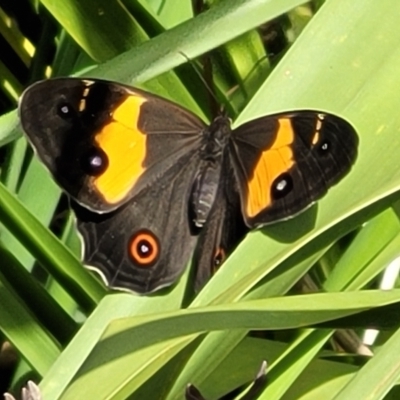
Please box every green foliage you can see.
[1,0,400,399]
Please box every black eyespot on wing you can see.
[271,172,293,199]
[317,139,330,155]
[80,146,109,176]
[57,102,75,119]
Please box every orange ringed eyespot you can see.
[213,247,226,272]
[129,230,160,267]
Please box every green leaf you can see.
[59,290,400,399]
[0,182,104,311]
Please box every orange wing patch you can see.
[93,94,147,204]
[246,118,295,217]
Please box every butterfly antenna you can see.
[178,51,223,117]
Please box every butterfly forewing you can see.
[19,78,205,213]
[231,111,358,227]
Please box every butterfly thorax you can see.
[200,115,231,157]
[190,115,231,229]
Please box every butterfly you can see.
[18,78,358,294]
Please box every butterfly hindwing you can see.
[193,156,247,291]
[231,111,358,226]
[72,150,201,293]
